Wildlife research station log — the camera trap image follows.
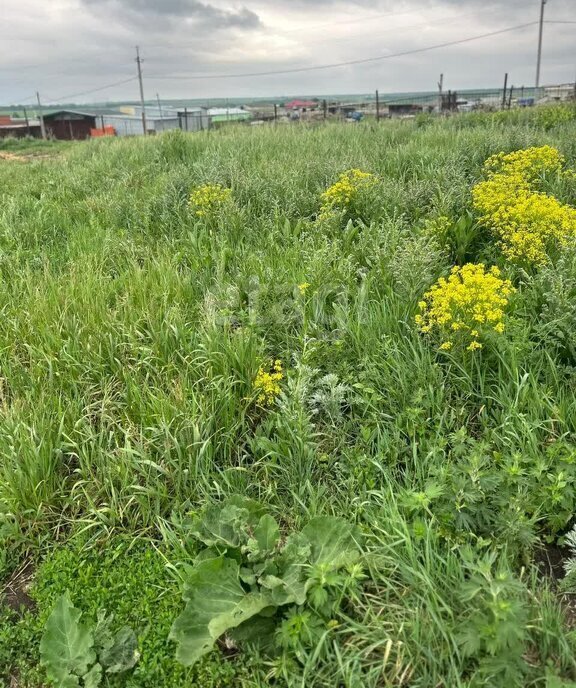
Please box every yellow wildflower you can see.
[416,263,514,352]
[253,359,284,406]
[472,146,576,265]
[319,169,376,220]
[189,183,231,218]
[298,282,311,295]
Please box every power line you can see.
[9,93,39,105]
[147,22,539,81]
[44,76,138,104]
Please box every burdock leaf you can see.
[170,556,273,667]
[83,662,102,688]
[40,591,96,684]
[100,627,140,673]
[189,497,265,549]
[302,516,361,569]
[253,515,280,554]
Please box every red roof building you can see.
[284,99,318,110]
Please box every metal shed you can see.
[177,110,210,132]
[42,110,97,140]
[130,106,210,133]
[100,111,209,137]
[208,107,251,124]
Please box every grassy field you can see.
[1,107,576,687]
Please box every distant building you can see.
[207,107,251,124]
[127,105,210,132]
[284,99,318,111]
[43,110,97,140]
[0,117,42,139]
[388,103,423,117]
[176,109,210,132]
[98,107,209,137]
[544,84,575,101]
[98,114,145,137]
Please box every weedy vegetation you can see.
[1,105,576,687]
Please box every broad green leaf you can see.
[229,615,276,649]
[267,531,311,606]
[259,564,307,607]
[252,515,279,554]
[190,496,265,549]
[301,516,361,569]
[93,611,115,653]
[276,564,309,606]
[278,532,311,566]
[170,556,273,666]
[100,627,140,673]
[83,663,102,688]
[239,566,257,585]
[251,558,278,578]
[40,592,96,685]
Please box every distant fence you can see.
[244,83,575,124]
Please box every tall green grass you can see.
[1,115,576,686]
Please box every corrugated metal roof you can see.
[42,109,97,118]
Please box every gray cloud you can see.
[1,0,574,105]
[81,0,261,29]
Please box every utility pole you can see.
[502,73,508,109]
[437,73,444,114]
[135,46,147,135]
[36,91,47,139]
[535,0,547,91]
[375,89,380,122]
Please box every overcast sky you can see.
[1,0,574,105]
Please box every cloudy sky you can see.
[1,0,574,104]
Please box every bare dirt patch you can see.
[1,560,35,614]
[0,151,60,163]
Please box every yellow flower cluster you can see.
[319,169,376,219]
[482,145,565,181]
[472,146,576,265]
[253,360,283,406]
[189,183,231,217]
[416,264,514,352]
